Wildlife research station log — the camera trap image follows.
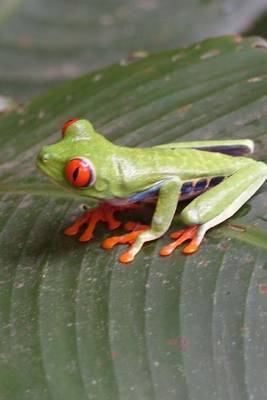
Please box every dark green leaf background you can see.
[0,0,266,99]
[0,36,267,399]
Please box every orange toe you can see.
[102,236,120,249]
[102,222,149,263]
[183,239,199,254]
[103,206,121,230]
[78,231,94,242]
[102,229,147,250]
[160,225,200,257]
[160,243,177,257]
[64,212,92,236]
[64,225,80,236]
[170,230,184,240]
[107,220,121,230]
[119,250,135,264]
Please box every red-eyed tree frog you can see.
[36,119,267,263]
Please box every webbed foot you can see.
[64,203,122,242]
[160,225,200,256]
[102,222,149,263]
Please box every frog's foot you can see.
[160,225,200,256]
[102,222,149,263]
[64,203,122,242]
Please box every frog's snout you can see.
[37,146,52,164]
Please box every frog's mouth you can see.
[36,157,76,196]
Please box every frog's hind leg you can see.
[154,139,254,156]
[161,161,267,256]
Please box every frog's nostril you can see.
[38,153,48,163]
[38,146,50,163]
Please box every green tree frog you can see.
[36,119,267,263]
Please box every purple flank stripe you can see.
[196,144,250,157]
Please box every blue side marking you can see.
[210,176,224,185]
[112,176,225,205]
[128,181,164,202]
[181,176,223,197]
[181,182,193,195]
[194,179,207,191]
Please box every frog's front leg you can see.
[64,202,122,241]
[161,161,267,255]
[102,178,182,263]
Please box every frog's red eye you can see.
[65,158,95,187]
[62,118,79,137]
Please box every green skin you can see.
[37,119,267,260]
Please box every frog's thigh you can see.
[130,177,182,255]
[181,161,267,243]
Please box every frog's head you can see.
[36,118,107,196]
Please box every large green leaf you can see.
[0,36,267,400]
[0,0,266,99]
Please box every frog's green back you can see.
[116,145,254,183]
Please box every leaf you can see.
[246,10,267,39]
[0,36,267,399]
[0,0,267,99]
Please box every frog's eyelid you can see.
[61,118,79,137]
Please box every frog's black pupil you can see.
[73,167,79,181]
